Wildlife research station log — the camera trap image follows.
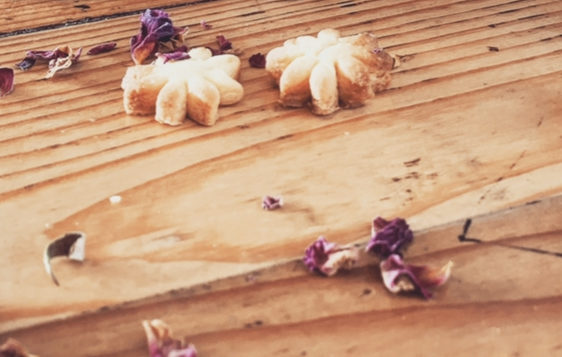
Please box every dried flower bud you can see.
[0,68,14,97]
[380,254,452,299]
[366,217,413,258]
[304,236,359,276]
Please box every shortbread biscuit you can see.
[265,29,394,115]
[121,47,243,126]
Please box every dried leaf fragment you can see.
[43,232,86,286]
[0,338,38,357]
[0,68,14,97]
[143,319,197,357]
[380,254,452,299]
[303,236,359,276]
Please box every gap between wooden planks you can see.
[1,195,561,356]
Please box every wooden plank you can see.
[0,0,561,333]
[1,196,561,356]
[0,0,204,34]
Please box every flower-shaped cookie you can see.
[121,47,243,126]
[265,29,394,115]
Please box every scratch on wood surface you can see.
[457,218,562,258]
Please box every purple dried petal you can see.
[0,68,14,97]
[157,46,191,63]
[303,236,359,276]
[249,53,266,68]
[86,42,117,55]
[200,20,212,30]
[143,319,197,357]
[131,9,187,64]
[262,195,283,210]
[216,35,232,51]
[366,217,413,258]
[16,56,36,70]
[15,48,68,70]
[0,338,37,357]
[380,254,452,299]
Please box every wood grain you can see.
[2,196,561,356]
[0,0,202,34]
[0,0,561,339]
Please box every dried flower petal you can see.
[156,46,191,63]
[87,42,117,55]
[200,20,212,30]
[131,9,187,64]
[249,53,266,68]
[216,35,232,52]
[366,217,413,258]
[304,236,359,276]
[16,48,69,71]
[143,319,197,357]
[0,338,38,357]
[45,46,82,79]
[43,232,86,286]
[0,68,14,97]
[380,254,453,299]
[262,195,283,210]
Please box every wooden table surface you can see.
[1,0,561,355]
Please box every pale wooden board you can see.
[1,196,561,356]
[0,0,204,34]
[0,0,561,334]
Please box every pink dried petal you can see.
[0,68,14,97]
[380,254,452,299]
[0,338,38,357]
[366,217,413,258]
[262,195,283,210]
[216,35,232,51]
[200,20,212,30]
[16,48,69,70]
[143,319,197,357]
[303,236,359,276]
[249,53,266,68]
[87,42,117,55]
[156,46,190,63]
